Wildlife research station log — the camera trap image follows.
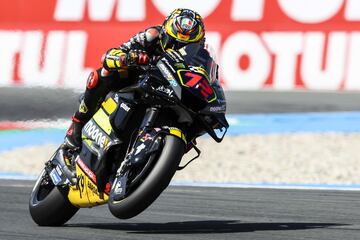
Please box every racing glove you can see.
[126,49,149,67]
[102,48,149,71]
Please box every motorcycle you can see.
[29,42,229,226]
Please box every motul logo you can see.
[0,31,90,88]
[54,0,145,21]
[54,0,220,21]
[54,0,360,22]
[2,0,360,91]
[220,31,360,90]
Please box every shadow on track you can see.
[67,220,345,234]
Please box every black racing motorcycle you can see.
[29,42,228,226]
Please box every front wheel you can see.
[29,170,79,226]
[108,135,185,219]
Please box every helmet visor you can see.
[160,33,188,51]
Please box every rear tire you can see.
[29,170,79,226]
[108,135,185,219]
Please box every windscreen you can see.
[179,42,218,84]
[179,42,225,104]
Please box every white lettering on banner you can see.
[117,0,145,21]
[0,31,22,86]
[218,31,360,91]
[62,31,92,89]
[345,33,360,90]
[0,30,90,89]
[301,32,347,90]
[232,0,359,22]
[54,0,221,21]
[2,29,360,91]
[53,0,360,22]
[345,0,360,21]
[277,0,344,24]
[55,0,145,21]
[151,0,221,18]
[87,0,116,21]
[231,0,264,21]
[54,0,85,21]
[263,32,303,90]
[19,31,65,87]
[221,32,271,90]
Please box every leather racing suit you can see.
[65,26,217,149]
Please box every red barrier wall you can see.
[1,0,360,90]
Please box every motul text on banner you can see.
[1,0,360,90]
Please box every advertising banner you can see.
[1,0,360,90]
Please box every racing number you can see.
[184,72,213,98]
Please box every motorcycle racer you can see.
[64,8,218,149]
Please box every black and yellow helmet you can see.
[160,8,205,51]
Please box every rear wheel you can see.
[29,170,79,226]
[108,135,185,219]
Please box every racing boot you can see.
[64,116,84,149]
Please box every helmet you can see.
[160,8,205,51]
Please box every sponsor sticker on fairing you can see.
[135,143,146,155]
[77,157,96,183]
[169,80,178,87]
[50,169,62,185]
[120,102,130,112]
[113,94,119,103]
[157,61,176,81]
[83,120,110,148]
[210,106,226,112]
[156,85,174,96]
[79,100,88,113]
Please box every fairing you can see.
[157,42,226,114]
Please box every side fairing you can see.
[69,96,121,207]
[157,50,218,112]
[177,67,217,103]
[68,156,110,208]
[199,79,227,114]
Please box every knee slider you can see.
[86,70,99,89]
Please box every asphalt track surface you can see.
[2,88,360,239]
[2,87,360,120]
[1,179,360,240]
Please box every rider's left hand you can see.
[127,49,149,66]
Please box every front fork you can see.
[46,147,78,186]
[117,106,161,172]
[111,107,162,200]
[140,107,160,128]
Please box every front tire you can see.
[29,170,79,226]
[108,135,185,219]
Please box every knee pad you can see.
[86,70,99,89]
